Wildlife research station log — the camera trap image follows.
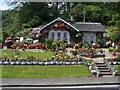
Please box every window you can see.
[49,31,55,40]
[64,32,67,41]
[90,35,94,43]
[84,34,88,42]
[51,32,54,40]
[57,32,61,40]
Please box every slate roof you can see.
[71,23,106,32]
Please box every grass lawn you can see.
[2,49,54,60]
[114,65,120,73]
[2,65,92,78]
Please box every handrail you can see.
[92,61,101,77]
[104,60,115,76]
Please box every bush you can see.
[109,47,114,53]
[115,55,120,61]
[70,50,78,56]
[66,43,74,48]
[45,38,53,49]
[82,42,91,49]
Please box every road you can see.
[1,77,120,90]
[1,85,120,90]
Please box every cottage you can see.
[32,17,106,44]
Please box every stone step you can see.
[100,72,112,75]
[97,67,109,69]
[96,64,107,67]
[102,75,114,77]
[95,62,105,64]
[99,70,110,72]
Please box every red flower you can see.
[37,45,42,49]
[41,44,45,49]
[88,53,93,58]
[112,53,116,56]
[12,46,16,49]
[28,45,36,49]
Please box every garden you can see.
[1,36,120,78]
[1,37,120,66]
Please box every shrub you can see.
[115,55,120,61]
[109,47,114,53]
[65,43,74,48]
[82,42,91,49]
[45,38,53,49]
[70,50,78,56]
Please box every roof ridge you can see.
[74,22,101,24]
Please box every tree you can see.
[70,3,85,22]
[18,2,51,24]
[110,28,120,43]
[86,5,101,22]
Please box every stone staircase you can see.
[95,62,113,77]
[92,58,116,77]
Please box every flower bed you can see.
[19,44,28,49]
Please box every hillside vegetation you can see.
[2,2,120,44]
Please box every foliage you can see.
[45,38,53,50]
[86,5,101,22]
[66,43,74,48]
[2,2,120,44]
[70,50,78,56]
[110,28,120,43]
[70,3,84,22]
[109,47,115,53]
[85,58,92,65]
[97,38,104,47]
[115,55,120,61]
[114,65,120,74]
[82,42,91,49]
[27,16,40,27]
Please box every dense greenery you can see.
[2,2,120,44]
[2,65,92,78]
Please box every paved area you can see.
[2,77,119,85]
[19,49,45,52]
